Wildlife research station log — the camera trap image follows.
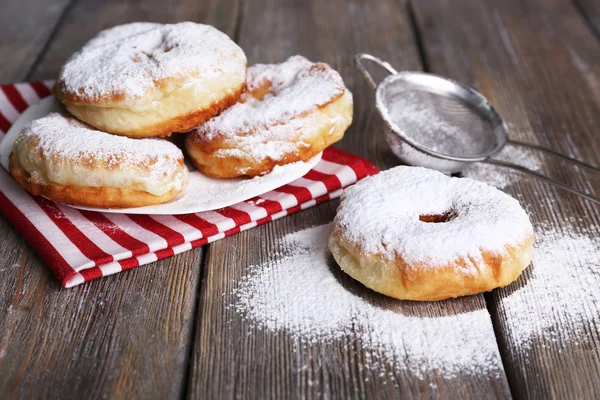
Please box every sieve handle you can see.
[484,149,600,205]
[354,53,398,92]
[507,139,600,173]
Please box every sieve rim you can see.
[375,71,508,163]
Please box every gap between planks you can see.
[405,0,519,396]
[574,0,600,38]
[23,0,78,81]
[187,0,512,398]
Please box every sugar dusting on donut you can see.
[13,113,185,194]
[244,55,345,111]
[194,56,347,162]
[335,166,534,270]
[58,22,246,101]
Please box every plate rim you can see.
[0,96,323,215]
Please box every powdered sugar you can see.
[382,91,480,156]
[13,113,185,195]
[246,55,314,94]
[16,113,183,168]
[376,81,502,173]
[501,224,600,349]
[377,83,543,187]
[462,146,541,189]
[215,141,302,166]
[190,56,348,163]
[334,166,533,267]
[232,224,504,378]
[58,22,245,101]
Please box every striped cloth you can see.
[0,81,378,288]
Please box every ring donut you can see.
[9,113,188,208]
[55,22,247,138]
[328,166,535,301]
[185,56,353,178]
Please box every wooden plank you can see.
[30,0,241,81]
[0,238,203,399]
[410,0,600,398]
[576,0,600,37]
[188,0,512,398]
[0,0,240,398]
[0,0,72,83]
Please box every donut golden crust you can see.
[328,166,535,301]
[185,56,353,178]
[9,154,181,208]
[55,22,247,138]
[10,113,188,208]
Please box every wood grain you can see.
[0,0,240,398]
[0,0,72,83]
[411,0,600,398]
[576,0,600,37]
[30,0,241,81]
[188,0,512,398]
[3,0,598,397]
[0,242,203,399]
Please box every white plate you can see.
[0,96,322,215]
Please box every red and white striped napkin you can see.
[0,81,378,287]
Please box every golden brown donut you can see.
[55,22,247,138]
[10,113,188,208]
[185,56,353,178]
[328,166,535,301]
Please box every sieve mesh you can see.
[357,53,600,205]
[382,90,499,158]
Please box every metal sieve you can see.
[355,53,600,205]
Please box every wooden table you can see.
[1,0,600,398]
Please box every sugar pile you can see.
[232,224,504,379]
[501,224,600,349]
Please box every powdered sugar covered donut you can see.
[10,113,188,208]
[56,22,247,138]
[329,166,535,301]
[185,56,353,178]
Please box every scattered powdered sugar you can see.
[232,224,504,378]
[501,224,600,350]
[334,166,533,267]
[191,56,347,163]
[58,22,246,101]
[462,146,542,189]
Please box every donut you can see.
[9,113,188,208]
[185,55,353,178]
[328,166,535,301]
[55,22,247,138]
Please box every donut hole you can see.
[419,210,457,223]
[249,83,272,101]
